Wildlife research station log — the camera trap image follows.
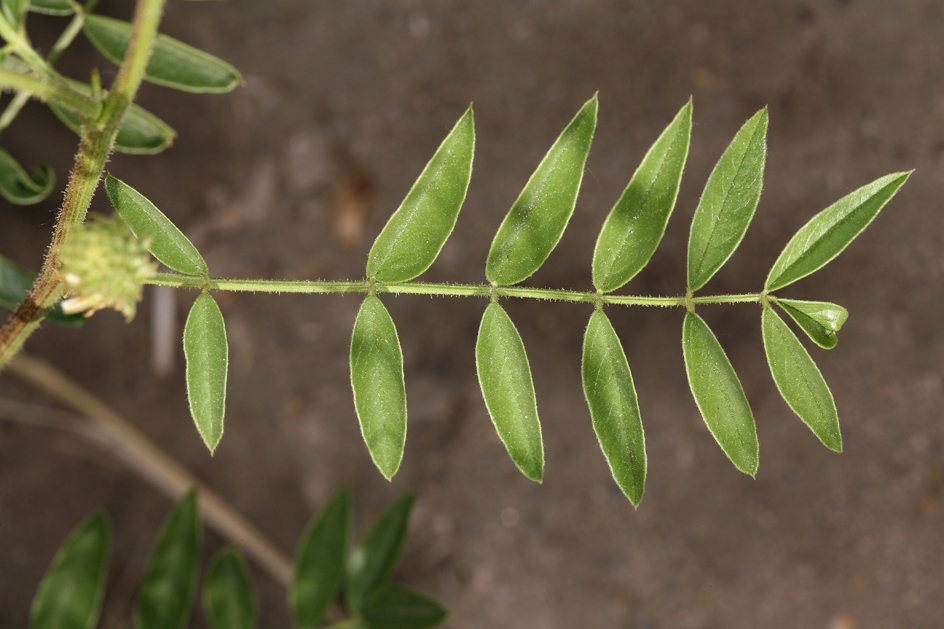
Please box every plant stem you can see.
[0,12,90,134]
[147,273,763,308]
[0,0,166,370]
[0,65,99,118]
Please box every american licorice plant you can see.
[0,0,910,625]
[108,95,907,504]
[90,97,906,502]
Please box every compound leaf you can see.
[0,147,55,205]
[203,547,258,629]
[361,584,448,629]
[486,95,597,285]
[593,99,692,292]
[184,293,228,453]
[762,307,841,451]
[682,311,758,475]
[291,488,351,629]
[775,298,848,350]
[367,107,474,282]
[350,295,407,480]
[134,491,202,629]
[106,174,207,276]
[687,108,768,292]
[475,302,544,482]
[765,171,911,291]
[0,253,86,326]
[581,309,646,506]
[30,511,110,629]
[346,493,416,614]
[83,14,240,93]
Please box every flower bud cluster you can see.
[59,214,157,321]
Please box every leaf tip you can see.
[825,431,843,453]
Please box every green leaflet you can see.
[346,493,416,614]
[350,295,407,480]
[475,302,544,482]
[30,511,110,629]
[50,99,177,155]
[762,307,841,452]
[291,488,351,629]
[134,491,202,629]
[687,108,768,292]
[775,298,848,350]
[765,171,911,291]
[592,100,692,292]
[203,547,258,629]
[367,107,474,282]
[2,0,27,26]
[361,584,448,629]
[106,174,207,276]
[0,147,55,205]
[581,309,646,506]
[28,0,72,15]
[0,253,86,326]
[183,293,229,453]
[682,311,758,475]
[83,14,241,93]
[486,95,597,285]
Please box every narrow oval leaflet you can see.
[184,293,228,453]
[687,108,768,292]
[765,171,911,291]
[29,0,73,15]
[581,309,646,506]
[775,298,849,350]
[83,15,241,93]
[0,147,55,205]
[593,99,692,293]
[361,584,449,629]
[2,0,27,26]
[51,100,177,155]
[682,311,758,475]
[367,107,475,282]
[475,302,544,482]
[350,295,407,480]
[30,511,110,629]
[134,491,202,629]
[486,95,598,285]
[202,547,258,629]
[106,174,208,276]
[291,488,351,629]
[346,492,416,613]
[762,307,841,452]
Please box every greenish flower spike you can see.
[58,214,158,321]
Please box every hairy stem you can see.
[0,66,99,118]
[0,0,166,369]
[147,273,763,308]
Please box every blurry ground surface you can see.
[2,1,943,627]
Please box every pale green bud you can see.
[59,214,158,321]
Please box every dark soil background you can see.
[2,1,942,627]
